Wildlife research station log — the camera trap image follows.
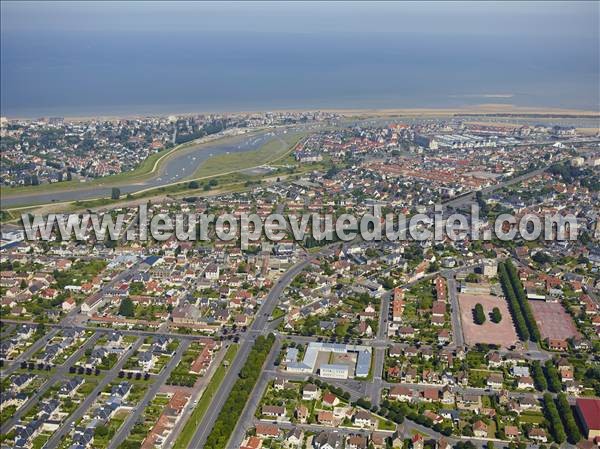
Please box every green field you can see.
[172,344,239,449]
[191,132,304,179]
[1,131,306,215]
[0,128,302,204]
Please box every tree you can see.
[474,303,486,325]
[556,393,581,443]
[504,260,541,342]
[532,252,552,265]
[491,307,502,323]
[543,393,566,444]
[466,273,479,283]
[188,180,199,189]
[532,360,548,391]
[118,297,134,317]
[111,187,121,200]
[34,323,46,338]
[544,360,562,393]
[498,262,529,340]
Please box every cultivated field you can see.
[529,301,580,341]
[458,294,519,348]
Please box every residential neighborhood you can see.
[1,114,599,449]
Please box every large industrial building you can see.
[576,398,600,440]
[285,342,372,379]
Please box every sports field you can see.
[529,301,580,341]
[458,294,519,348]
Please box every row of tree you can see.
[531,360,548,391]
[204,334,275,449]
[556,393,582,443]
[504,260,542,342]
[543,393,566,444]
[544,359,563,393]
[498,262,530,340]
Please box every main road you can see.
[186,244,338,449]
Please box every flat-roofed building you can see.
[320,364,349,379]
[576,398,600,440]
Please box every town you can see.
[1,113,599,449]
[0,111,334,187]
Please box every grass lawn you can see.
[167,341,205,386]
[0,405,16,426]
[378,417,396,431]
[468,368,495,387]
[191,133,304,179]
[520,410,545,424]
[93,410,129,449]
[270,308,286,321]
[31,433,51,449]
[118,393,171,448]
[0,137,203,198]
[128,382,150,404]
[172,344,239,449]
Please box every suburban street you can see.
[44,337,144,449]
[226,339,282,449]
[1,328,61,377]
[106,340,190,449]
[443,270,465,349]
[186,254,317,448]
[0,332,101,434]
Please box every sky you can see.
[1,2,598,116]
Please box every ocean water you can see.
[1,29,598,117]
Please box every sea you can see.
[1,29,599,118]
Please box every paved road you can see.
[443,165,551,210]
[0,323,15,339]
[226,339,282,449]
[0,318,215,344]
[0,333,101,434]
[442,271,465,349]
[1,327,61,377]
[366,290,392,407]
[106,340,190,449]
[368,347,385,407]
[161,343,231,449]
[44,336,144,449]
[187,254,318,449]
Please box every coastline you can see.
[2,104,599,122]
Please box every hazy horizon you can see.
[2,1,599,117]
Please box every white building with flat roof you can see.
[320,364,349,379]
[285,342,372,378]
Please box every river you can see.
[1,127,301,208]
